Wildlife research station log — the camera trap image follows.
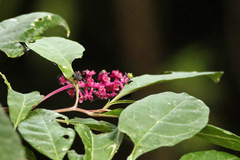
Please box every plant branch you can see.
[72,82,79,108]
[53,107,117,118]
[32,84,74,109]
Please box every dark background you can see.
[0,0,239,159]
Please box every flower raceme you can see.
[58,70,131,103]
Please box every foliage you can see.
[0,12,239,160]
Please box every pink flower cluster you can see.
[59,70,131,103]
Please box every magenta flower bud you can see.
[66,89,76,98]
[85,69,96,76]
[111,70,123,79]
[59,75,69,85]
[58,69,131,103]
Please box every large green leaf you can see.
[0,105,26,160]
[69,117,116,132]
[27,37,84,78]
[118,92,210,160]
[197,124,240,151]
[7,89,44,129]
[112,71,223,102]
[0,12,70,58]
[18,109,75,160]
[75,124,123,160]
[180,150,240,160]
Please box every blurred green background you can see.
[0,0,239,159]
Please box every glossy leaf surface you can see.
[0,105,26,160]
[118,92,209,160]
[7,89,43,129]
[75,124,123,160]
[180,150,240,160]
[198,124,240,151]
[113,71,223,101]
[18,109,75,160]
[28,37,84,78]
[0,12,69,58]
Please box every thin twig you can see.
[72,83,79,108]
[32,84,74,109]
[53,107,117,118]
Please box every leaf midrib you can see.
[130,99,188,158]
[37,110,60,160]
[14,95,26,128]
[41,40,71,69]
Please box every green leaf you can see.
[0,105,26,160]
[75,124,123,160]
[180,150,240,160]
[18,109,75,160]
[102,108,124,117]
[69,117,116,132]
[28,37,84,78]
[68,150,83,160]
[0,12,70,58]
[118,92,210,160]
[112,71,223,102]
[197,124,240,151]
[7,89,44,129]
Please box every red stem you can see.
[32,84,74,109]
[4,83,116,118]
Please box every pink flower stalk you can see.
[58,70,131,103]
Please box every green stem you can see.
[102,100,111,109]
[72,82,79,108]
[103,98,135,110]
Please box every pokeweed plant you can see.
[0,12,239,160]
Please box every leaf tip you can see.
[210,71,224,83]
[67,31,70,38]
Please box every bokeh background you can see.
[0,0,239,159]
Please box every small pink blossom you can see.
[59,69,131,103]
[66,88,75,98]
[59,75,69,85]
[111,70,123,79]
